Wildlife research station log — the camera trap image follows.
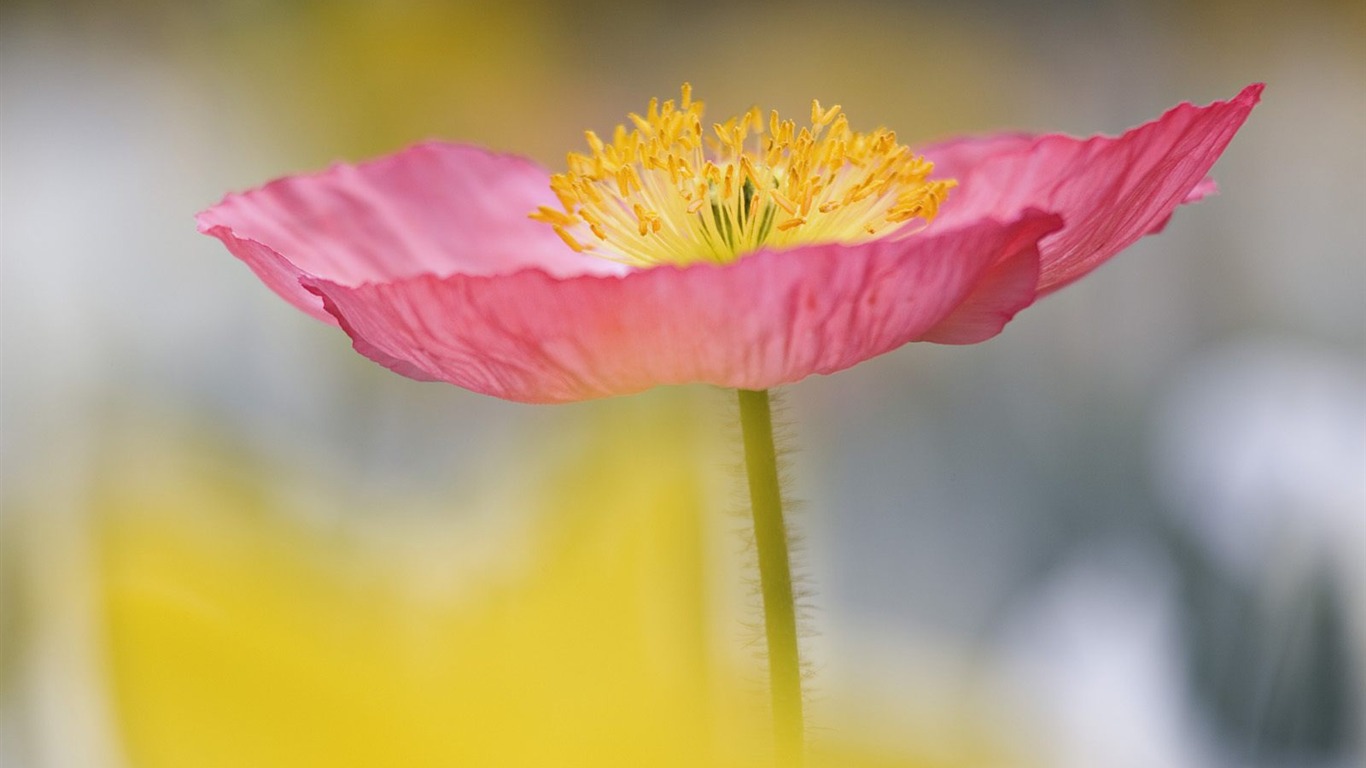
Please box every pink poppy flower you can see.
[198,84,1262,403]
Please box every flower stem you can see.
[737,388,804,765]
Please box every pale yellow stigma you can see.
[530,84,956,267]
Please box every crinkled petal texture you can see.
[199,85,1260,403]
[197,143,628,324]
[920,83,1262,294]
[200,144,1062,402]
[300,212,1061,401]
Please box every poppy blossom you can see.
[198,84,1262,403]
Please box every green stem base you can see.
[737,388,804,765]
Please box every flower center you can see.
[531,84,956,267]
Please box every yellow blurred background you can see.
[2,1,1363,766]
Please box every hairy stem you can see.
[737,388,804,765]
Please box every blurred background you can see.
[2,0,1363,766]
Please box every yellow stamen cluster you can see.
[530,84,956,267]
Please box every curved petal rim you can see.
[921,83,1263,293]
[299,212,1063,403]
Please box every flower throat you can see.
[531,84,956,267]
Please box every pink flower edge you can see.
[920,83,1262,293]
[198,85,1261,403]
[196,143,626,325]
[296,211,1062,402]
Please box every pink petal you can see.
[196,143,625,323]
[920,213,1052,344]
[301,213,1062,403]
[920,84,1262,294]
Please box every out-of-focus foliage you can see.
[95,406,742,767]
[78,406,1016,767]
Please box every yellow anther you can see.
[552,225,588,252]
[740,155,759,186]
[712,122,730,147]
[770,190,798,215]
[529,205,576,227]
[533,85,954,267]
[666,154,680,185]
[703,162,721,186]
[585,130,605,155]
